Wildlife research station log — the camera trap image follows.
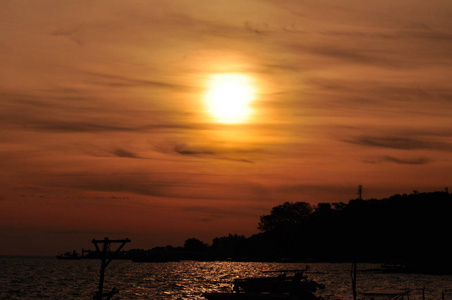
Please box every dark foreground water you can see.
[1,257,452,300]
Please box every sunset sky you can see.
[1,0,452,255]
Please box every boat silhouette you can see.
[203,268,324,300]
[56,250,81,260]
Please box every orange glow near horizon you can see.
[2,0,452,257]
[204,73,257,124]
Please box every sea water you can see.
[1,257,452,300]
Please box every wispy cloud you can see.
[48,228,132,236]
[344,136,452,151]
[364,155,431,165]
[26,120,196,133]
[174,144,254,163]
[112,148,140,159]
[305,45,398,67]
[47,172,221,200]
[382,155,430,165]
[51,26,86,46]
[319,24,452,42]
[84,72,193,91]
[28,121,139,132]
[306,78,452,105]
[182,205,259,219]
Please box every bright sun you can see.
[205,73,256,124]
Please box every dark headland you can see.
[77,191,452,274]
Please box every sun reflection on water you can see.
[2,258,452,300]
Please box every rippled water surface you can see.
[2,257,452,300]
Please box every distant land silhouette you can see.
[82,191,452,274]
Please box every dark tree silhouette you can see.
[258,201,313,232]
[184,238,208,251]
[211,234,246,259]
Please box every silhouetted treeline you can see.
[121,191,452,273]
[127,235,243,262]
[250,191,452,269]
[248,191,452,273]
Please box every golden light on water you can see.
[204,73,256,124]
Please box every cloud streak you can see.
[344,136,452,151]
[25,120,196,133]
[364,155,431,165]
[84,72,193,91]
[174,144,254,163]
[112,148,140,159]
[382,155,430,165]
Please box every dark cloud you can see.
[0,91,88,113]
[69,178,180,199]
[319,30,396,40]
[398,25,452,41]
[51,27,85,45]
[306,78,452,102]
[84,72,193,91]
[46,171,273,204]
[382,155,430,165]
[257,62,304,74]
[174,144,215,156]
[112,148,140,158]
[312,46,392,66]
[319,25,452,42]
[276,184,357,196]
[288,24,452,70]
[344,136,452,151]
[48,173,219,200]
[364,155,431,165]
[287,43,413,69]
[174,144,254,163]
[29,121,137,132]
[25,120,196,133]
[48,229,131,236]
[242,21,303,35]
[363,84,452,106]
[303,78,452,119]
[182,205,256,218]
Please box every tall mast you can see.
[357,185,362,200]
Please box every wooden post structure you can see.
[92,237,131,300]
[351,186,361,300]
[351,260,357,300]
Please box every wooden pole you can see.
[92,237,130,300]
[97,238,108,300]
[351,260,357,300]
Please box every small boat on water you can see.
[203,269,324,300]
[56,250,81,260]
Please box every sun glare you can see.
[205,73,256,124]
